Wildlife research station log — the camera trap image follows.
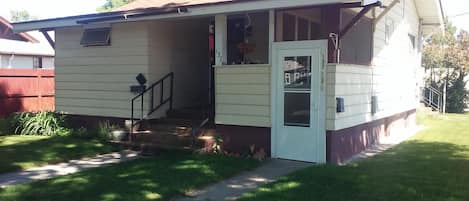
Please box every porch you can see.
[125,2,380,161]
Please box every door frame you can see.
[270,40,327,163]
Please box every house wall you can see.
[325,0,421,163]
[214,64,271,127]
[55,22,150,118]
[0,55,54,69]
[326,0,420,131]
[55,18,209,119]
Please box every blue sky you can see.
[0,0,467,31]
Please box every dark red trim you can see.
[216,124,271,156]
[326,109,417,164]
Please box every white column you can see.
[268,9,275,65]
[215,14,227,66]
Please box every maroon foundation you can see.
[215,125,271,156]
[326,109,417,164]
[66,115,127,129]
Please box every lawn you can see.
[0,135,118,174]
[0,151,260,201]
[239,111,469,201]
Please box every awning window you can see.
[80,28,111,46]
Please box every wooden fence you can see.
[0,69,55,117]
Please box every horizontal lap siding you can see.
[215,66,271,127]
[326,0,420,131]
[55,22,150,118]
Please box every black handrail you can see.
[131,72,174,134]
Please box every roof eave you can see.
[13,0,359,32]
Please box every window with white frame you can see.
[33,56,42,68]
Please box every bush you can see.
[11,111,71,136]
[446,73,468,113]
[69,121,121,141]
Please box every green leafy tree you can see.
[423,21,469,113]
[10,10,37,22]
[97,0,136,12]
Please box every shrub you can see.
[95,121,121,141]
[0,118,9,135]
[71,121,121,141]
[12,111,71,136]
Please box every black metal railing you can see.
[131,72,174,133]
[422,86,442,112]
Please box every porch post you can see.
[268,9,275,64]
[215,14,227,66]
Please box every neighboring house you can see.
[0,16,54,69]
[13,0,444,164]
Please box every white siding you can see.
[55,18,209,119]
[326,0,421,130]
[215,65,271,127]
[55,22,150,118]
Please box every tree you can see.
[10,10,37,22]
[423,21,469,113]
[97,0,136,12]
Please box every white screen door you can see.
[272,41,326,163]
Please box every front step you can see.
[127,107,213,152]
[130,130,214,150]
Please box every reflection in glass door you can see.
[283,56,312,127]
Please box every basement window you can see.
[80,28,111,46]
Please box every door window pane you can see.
[283,56,312,127]
[284,93,310,127]
[284,56,311,90]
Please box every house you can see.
[0,16,54,69]
[13,0,444,164]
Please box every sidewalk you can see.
[174,159,313,201]
[0,150,139,188]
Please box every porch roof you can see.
[12,0,444,33]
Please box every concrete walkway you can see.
[174,159,313,201]
[0,150,139,188]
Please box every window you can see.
[226,12,269,65]
[276,8,322,42]
[33,57,42,68]
[408,34,416,50]
[340,9,373,65]
[80,28,111,46]
[385,17,394,44]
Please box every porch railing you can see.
[131,72,174,132]
[421,86,442,112]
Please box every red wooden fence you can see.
[0,69,55,117]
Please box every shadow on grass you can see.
[239,141,469,201]
[0,151,259,201]
[0,136,118,174]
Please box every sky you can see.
[0,0,468,31]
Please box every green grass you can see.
[0,151,260,201]
[0,135,118,174]
[239,111,469,201]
